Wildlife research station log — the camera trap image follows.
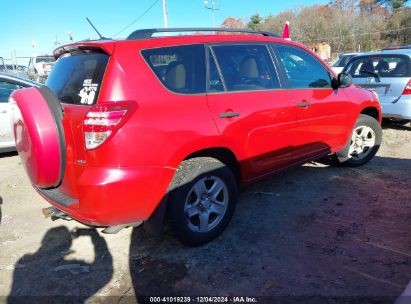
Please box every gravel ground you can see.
[0,121,410,303]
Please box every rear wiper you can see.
[360,70,381,82]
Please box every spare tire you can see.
[10,86,66,189]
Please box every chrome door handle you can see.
[297,102,311,108]
[219,112,240,118]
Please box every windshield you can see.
[332,55,355,67]
[344,55,411,78]
[36,57,55,63]
[46,52,109,105]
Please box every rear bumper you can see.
[35,165,176,226]
[381,95,411,120]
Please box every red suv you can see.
[10,28,382,245]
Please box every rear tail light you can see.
[83,101,135,150]
[402,79,411,95]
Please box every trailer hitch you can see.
[42,207,72,221]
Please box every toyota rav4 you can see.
[10,28,382,245]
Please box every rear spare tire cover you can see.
[10,86,65,189]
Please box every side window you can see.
[211,44,280,92]
[0,81,21,103]
[275,45,331,89]
[142,44,206,94]
[208,51,224,92]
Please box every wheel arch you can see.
[184,147,241,184]
[144,146,242,235]
[360,106,381,123]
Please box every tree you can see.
[221,17,244,29]
[376,0,409,9]
[247,13,263,30]
[234,0,409,54]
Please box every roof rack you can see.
[126,28,280,40]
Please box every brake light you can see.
[403,79,411,95]
[83,102,135,150]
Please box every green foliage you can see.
[247,13,263,30]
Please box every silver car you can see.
[0,72,39,152]
[343,49,411,121]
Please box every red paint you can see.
[13,34,382,227]
[282,21,290,40]
[11,88,62,188]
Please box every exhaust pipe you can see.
[42,207,72,221]
[102,221,143,234]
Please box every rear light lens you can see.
[85,131,112,150]
[83,102,135,150]
[403,79,411,95]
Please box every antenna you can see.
[86,17,106,39]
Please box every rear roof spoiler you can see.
[53,41,115,59]
[127,28,280,40]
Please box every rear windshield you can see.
[46,52,109,105]
[344,55,411,78]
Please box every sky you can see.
[0,0,328,61]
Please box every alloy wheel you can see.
[348,125,376,160]
[184,176,229,233]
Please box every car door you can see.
[273,44,351,160]
[206,43,296,181]
[0,80,23,149]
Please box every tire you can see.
[168,157,238,246]
[336,114,382,167]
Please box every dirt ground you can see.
[0,121,410,303]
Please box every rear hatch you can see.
[45,50,109,196]
[343,54,411,104]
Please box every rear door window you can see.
[274,44,331,89]
[211,44,280,92]
[142,44,206,94]
[46,52,109,105]
[344,55,411,78]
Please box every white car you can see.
[27,55,55,82]
[0,72,39,152]
[331,52,361,74]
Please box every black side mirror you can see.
[331,76,339,89]
[338,72,352,88]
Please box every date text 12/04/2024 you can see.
[148,296,258,303]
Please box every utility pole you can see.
[54,35,60,46]
[162,0,168,29]
[203,0,220,29]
